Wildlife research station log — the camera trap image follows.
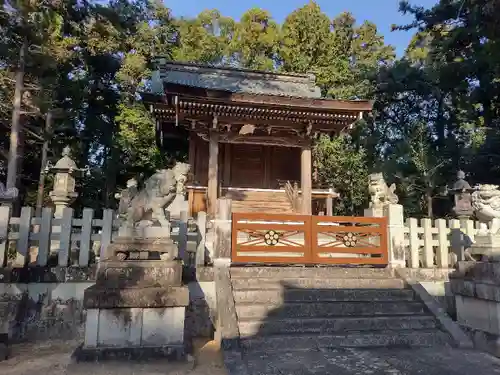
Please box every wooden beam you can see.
[301,146,312,215]
[158,83,373,111]
[207,130,219,218]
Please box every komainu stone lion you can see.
[472,184,500,234]
[368,173,398,208]
[118,162,190,228]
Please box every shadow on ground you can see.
[232,271,500,375]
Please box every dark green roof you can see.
[151,60,322,99]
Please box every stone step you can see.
[233,288,415,304]
[236,301,426,320]
[231,277,405,290]
[240,330,452,351]
[238,315,438,336]
[230,266,395,280]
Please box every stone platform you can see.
[451,260,500,357]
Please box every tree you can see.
[313,134,369,215]
[229,8,280,70]
[279,1,332,74]
[173,9,235,65]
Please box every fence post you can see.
[421,218,434,267]
[408,218,420,268]
[37,207,53,266]
[0,206,11,267]
[79,208,94,266]
[178,210,188,263]
[383,204,405,268]
[450,219,463,262]
[100,209,114,259]
[435,218,449,268]
[196,211,207,266]
[58,207,74,266]
[15,207,33,267]
[213,198,232,267]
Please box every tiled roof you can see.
[152,60,322,99]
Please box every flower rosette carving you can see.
[264,230,280,246]
[342,232,358,247]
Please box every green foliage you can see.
[313,135,369,215]
[173,10,235,65]
[229,8,280,70]
[115,102,163,175]
[1,0,500,219]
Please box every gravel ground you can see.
[0,339,227,375]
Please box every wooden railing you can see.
[0,206,208,268]
[231,213,388,265]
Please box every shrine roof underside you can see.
[143,60,373,137]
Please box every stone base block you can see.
[469,234,500,259]
[453,261,500,284]
[455,295,500,334]
[82,306,186,354]
[96,260,182,288]
[73,343,185,362]
[117,226,171,239]
[83,285,189,309]
[104,237,178,261]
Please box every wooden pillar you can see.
[326,196,333,216]
[223,143,231,187]
[301,146,312,215]
[208,130,219,217]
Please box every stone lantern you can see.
[49,146,84,217]
[448,170,474,219]
[0,183,18,207]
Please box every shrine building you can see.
[142,60,373,218]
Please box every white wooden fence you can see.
[0,206,208,268]
[403,217,480,269]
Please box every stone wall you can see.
[0,266,216,344]
[396,268,456,317]
[450,261,500,357]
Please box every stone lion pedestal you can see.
[76,230,189,361]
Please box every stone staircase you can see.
[229,267,454,353]
[228,190,294,214]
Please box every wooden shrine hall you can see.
[143,60,373,218]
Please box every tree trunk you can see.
[35,111,53,216]
[426,191,433,218]
[6,40,26,191]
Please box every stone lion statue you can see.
[368,173,398,208]
[117,162,190,228]
[472,184,500,234]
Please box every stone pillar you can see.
[364,204,405,268]
[384,204,406,268]
[213,198,232,267]
[301,146,312,215]
[207,130,219,218]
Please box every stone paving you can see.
[242,347,500,375]
[3,339,500,375]
[0,339,227,375]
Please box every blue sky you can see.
[167,0,438,56]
